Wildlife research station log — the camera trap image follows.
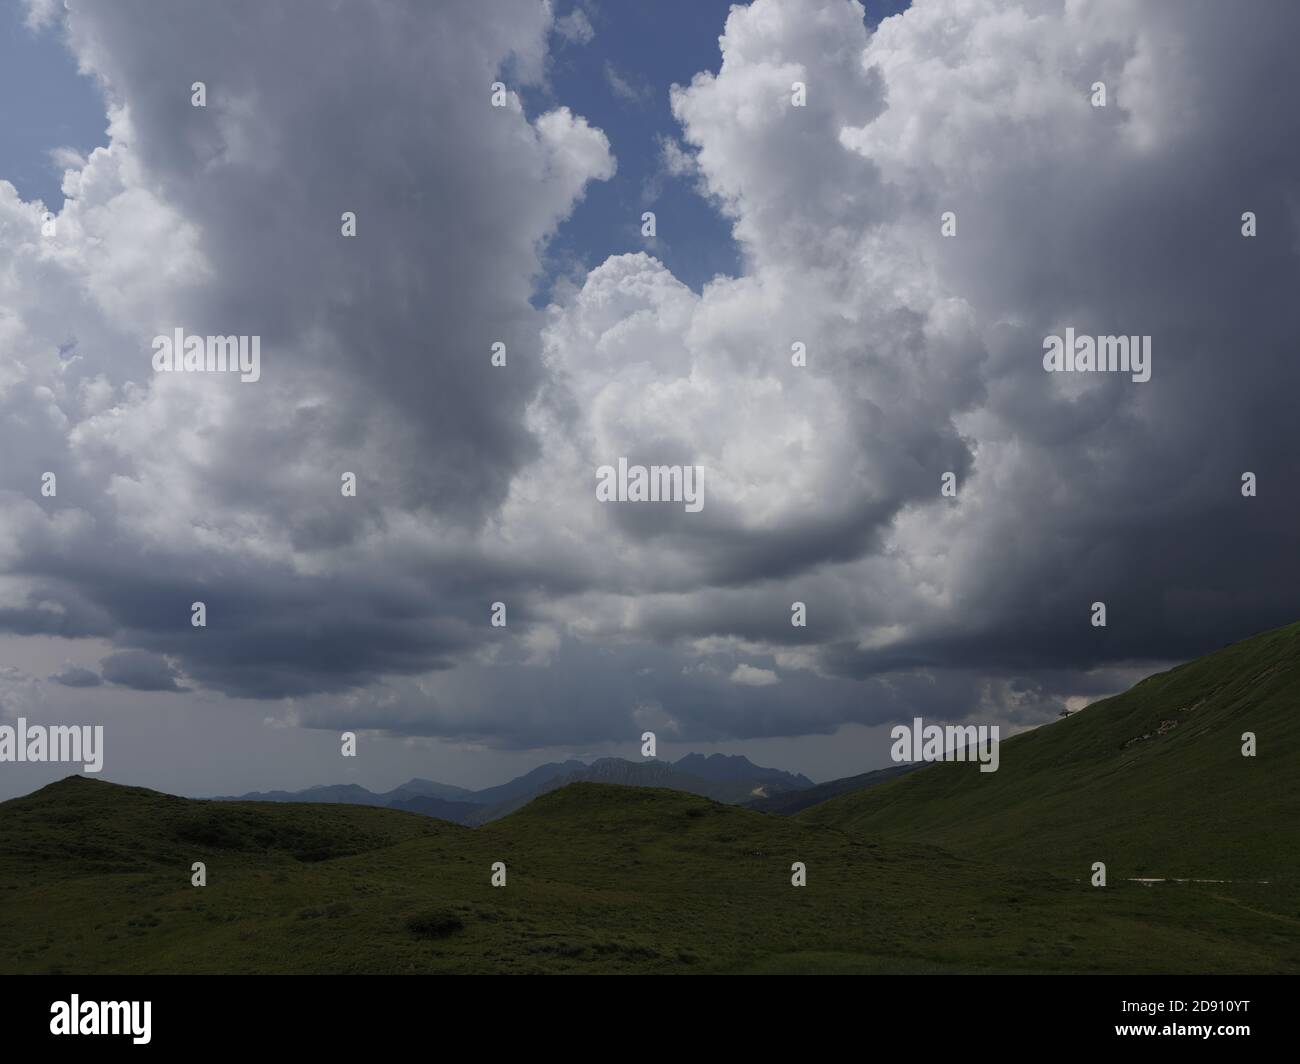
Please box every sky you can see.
[0,3,104,208]
[1,0,1298,800]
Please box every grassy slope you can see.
[2,774,1299,974]
[747,763,920,815]
[801,621,1300,881]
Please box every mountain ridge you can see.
[211,752,813,825]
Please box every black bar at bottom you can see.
[0,974,1287,1051]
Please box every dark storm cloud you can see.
[100,650,187,691]
[49,664,103,688]
[826,0,1300,678]
[1,0,612,701]
[9,504,591,698]
[3,0,1299,753]
[628,0,1300,694]
[290,633,1127,748]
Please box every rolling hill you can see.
[2,775,1297,974]
[801,620,1300,881]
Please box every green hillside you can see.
[801,621,1300,881]
[2,773,1299,973]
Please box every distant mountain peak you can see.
[673,752,813,787]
